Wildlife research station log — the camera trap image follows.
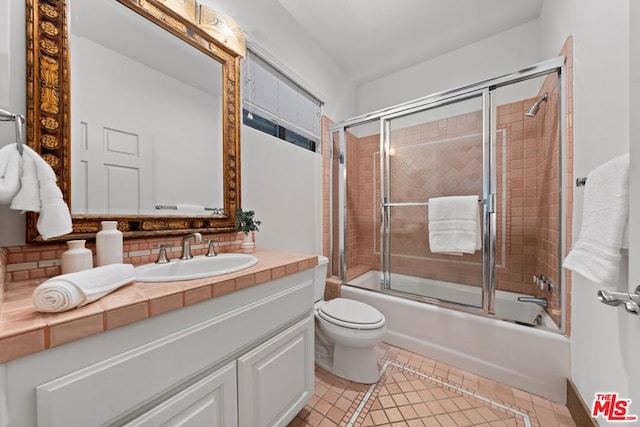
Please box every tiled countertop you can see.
[0,250,318,364]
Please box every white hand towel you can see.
[0,143,23,203]
[32,263,136,313]
[10,149,39,211]
[175,204,205,213]
[428,195,481,255]
[10,145,72,239]
[563,154,629,284]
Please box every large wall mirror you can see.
[26,0,245,242]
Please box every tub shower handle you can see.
[597,286,640,315]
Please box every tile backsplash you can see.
[2,232,245,283]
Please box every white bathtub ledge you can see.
[342,285,570,403]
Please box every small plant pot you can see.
[241,232,255,254]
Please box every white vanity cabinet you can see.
[1,269,315,427]
[238,316,314,427]
[123,362,238,427]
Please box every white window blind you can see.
[242,49,322,142]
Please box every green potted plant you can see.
[235,208,262,253]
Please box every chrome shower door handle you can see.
[597,286,640,315]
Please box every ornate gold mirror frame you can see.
[25,0,245,242]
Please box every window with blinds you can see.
[242,49,322,152]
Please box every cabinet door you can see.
[237,315,314,427]
[123,362,237,427]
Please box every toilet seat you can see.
[317,298,385,330]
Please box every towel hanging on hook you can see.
[0,108,25,155]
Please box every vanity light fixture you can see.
[157,0,246,57]
[198,4,246,56]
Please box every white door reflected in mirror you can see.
[68,0,224,215]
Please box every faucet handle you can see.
[155,243,171,264]
[206,240,218,257]
[598,286,640,315]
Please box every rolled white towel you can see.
[32,264,135,313]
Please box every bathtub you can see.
[345,271,570,403]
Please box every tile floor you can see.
[289,343,576,427]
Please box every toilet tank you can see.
[314,256,329,302]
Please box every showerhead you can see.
[525,93,548,117]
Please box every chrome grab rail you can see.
[597,286,640,315]
[382,199,485,207]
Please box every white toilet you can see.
[313,256,387,384]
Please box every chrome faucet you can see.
[598,286,640,315]
[155,243,171,264]
[180,232,203,260]
[517,296,548,308]
[205,239,218,257]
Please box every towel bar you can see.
[155,205,223,214]
[0,108,25,155]
[383,199,484,208]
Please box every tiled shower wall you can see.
[346,112,485,286]
[321,39,573,330]
[336,61,573,327]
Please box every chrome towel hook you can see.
[0,108,25,155]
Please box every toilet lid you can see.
[318,298,385,330]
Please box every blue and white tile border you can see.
[346,359,532,427]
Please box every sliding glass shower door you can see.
[331,57,567,330]
[380,92,494,311]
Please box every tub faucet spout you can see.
[517,296,548,308]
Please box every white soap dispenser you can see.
[96,221,123,266]
[61,240,93,274]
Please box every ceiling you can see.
[277,0,544,85]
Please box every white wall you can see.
[0,0,25,246]
[196,0,358,255]
[199,0,357,122]
[0,0,9,108]
[0,0,357,252]
[72,35,223,212]
[539,0,637,421]
[629,0,640,410]
[241,126,321,254]
[357,20,542,115]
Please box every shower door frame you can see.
[330,56,568,332]
[379,89,494,313]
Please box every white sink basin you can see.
[135,254,258,282]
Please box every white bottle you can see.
[62,240,93,274]
[96,221,123,266]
